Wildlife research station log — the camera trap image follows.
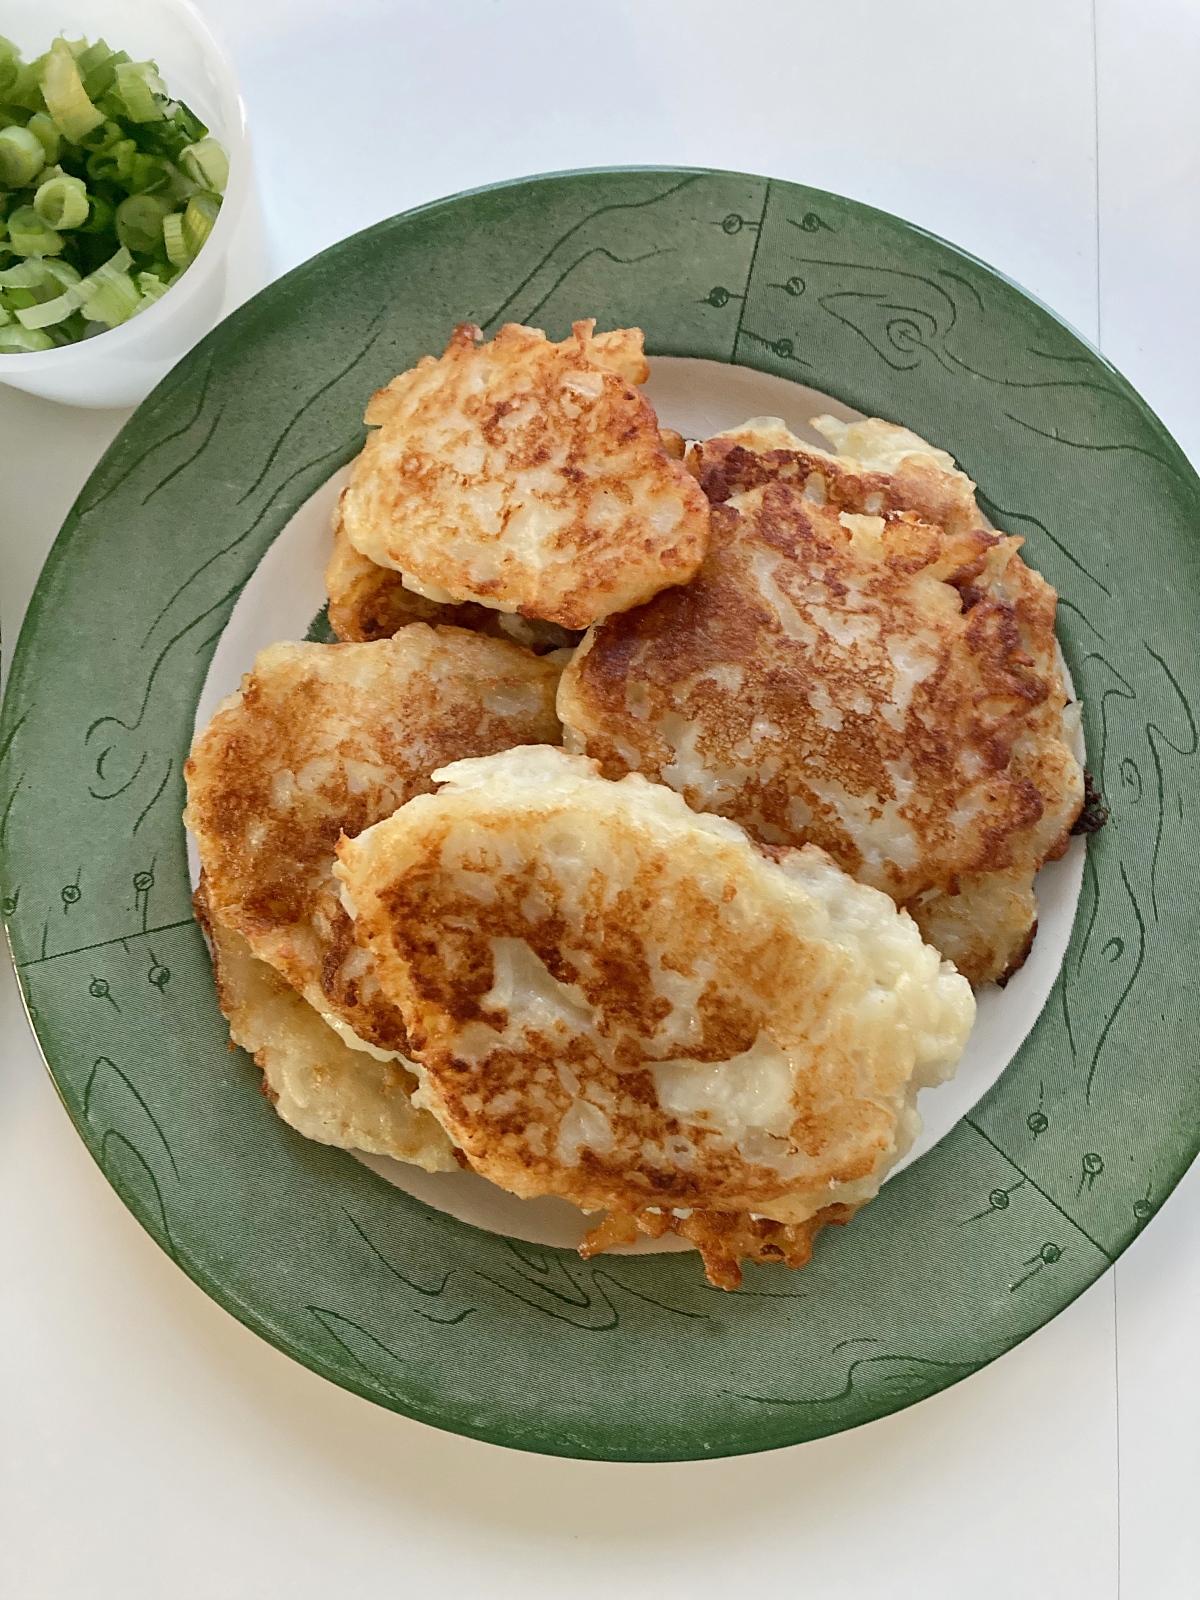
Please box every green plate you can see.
[3,168,1198,1462]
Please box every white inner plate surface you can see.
[191,356,1086,1253]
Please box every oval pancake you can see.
[339,319,710,629]
[335,747,975,1288]
[561,419,1085,986]
[184,626,563,1058]
[194,880,456,1171]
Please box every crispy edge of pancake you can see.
[579,1202,857,1290]
[183,627,566,1057]
[325,488,581,653]
[687,413,983,537]
[194,879,457,1171]
[340,320,710,629]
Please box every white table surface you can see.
[2,3,1198,1594]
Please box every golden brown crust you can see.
[578,1201,855,1290]
[340,320,710,628]
[689,430,982,537]
[560,460,1084,986]
[326,490,581,653]
[334,747,974,1290]
[184,628,564,1054]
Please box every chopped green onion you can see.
[42,39,105,141]
[34,171,89,229]
[78,245,140,326]
[179,137,228,195]
[114,60,167,123]
[0,259,54,288]
[75,39,115,84]
[15,283,82,328]
[25,113,61,164]
[157,159,199,207]
[0,321,54,351]
[162,208,189,267]
[135,269,169,306]
[39,258,81,294]
[5,57,49,113]
[183,192,219,256]
[0,125,46,187]
[5,205,63,256]
[115,191,169,253]
[77,193,114,236]
[0,34,229,354]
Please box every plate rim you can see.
[3,163,1198,1461]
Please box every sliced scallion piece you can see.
[42,38,106,141]
[0,259,55,288]
[5,204,63,256]
[115,191,169,253]
[162,208,189,267]
[0,125,47,187]
[135,269,169,307]
[114,60,167,123]
[25,113,62,164]
[182,192,219,257]
[77,193,114,236]
[0,321,54,351]
[179,138,228,195]
[78,244,140,325]
[15,283,83,328]
[34,172,90,230]
[42,257,81,290]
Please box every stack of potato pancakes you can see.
[186,318,1086,1289]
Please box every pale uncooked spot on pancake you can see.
[566,419,1084,985]
[184,626,563,1057]
[335,746,974,1288]
[195,882,456,1171]
[340,320,710,628]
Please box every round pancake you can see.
[325,488,580,654]
[184,626,563,1057]
[339,319,710,629]
[561,422,1084,987]
[194,880,456,1171]
[334,746,975,1289]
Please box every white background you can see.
[2,2,1198,1594]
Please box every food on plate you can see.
[559,416,1085,985]
[334,746,975,1289]
[688,413,982,535]
[194,882,455,1171]
[184,626,563,1060]
[0,34,228,352]
[325,491,579,654]
[339,319,710,628]
[189,319,1106,1289]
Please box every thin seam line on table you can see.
[965,1116,1114,1261]
[1113,1271,1123,1597]
[1092,0,1103,351]
[16,917,196,967]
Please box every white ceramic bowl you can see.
[0,0,265,408]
